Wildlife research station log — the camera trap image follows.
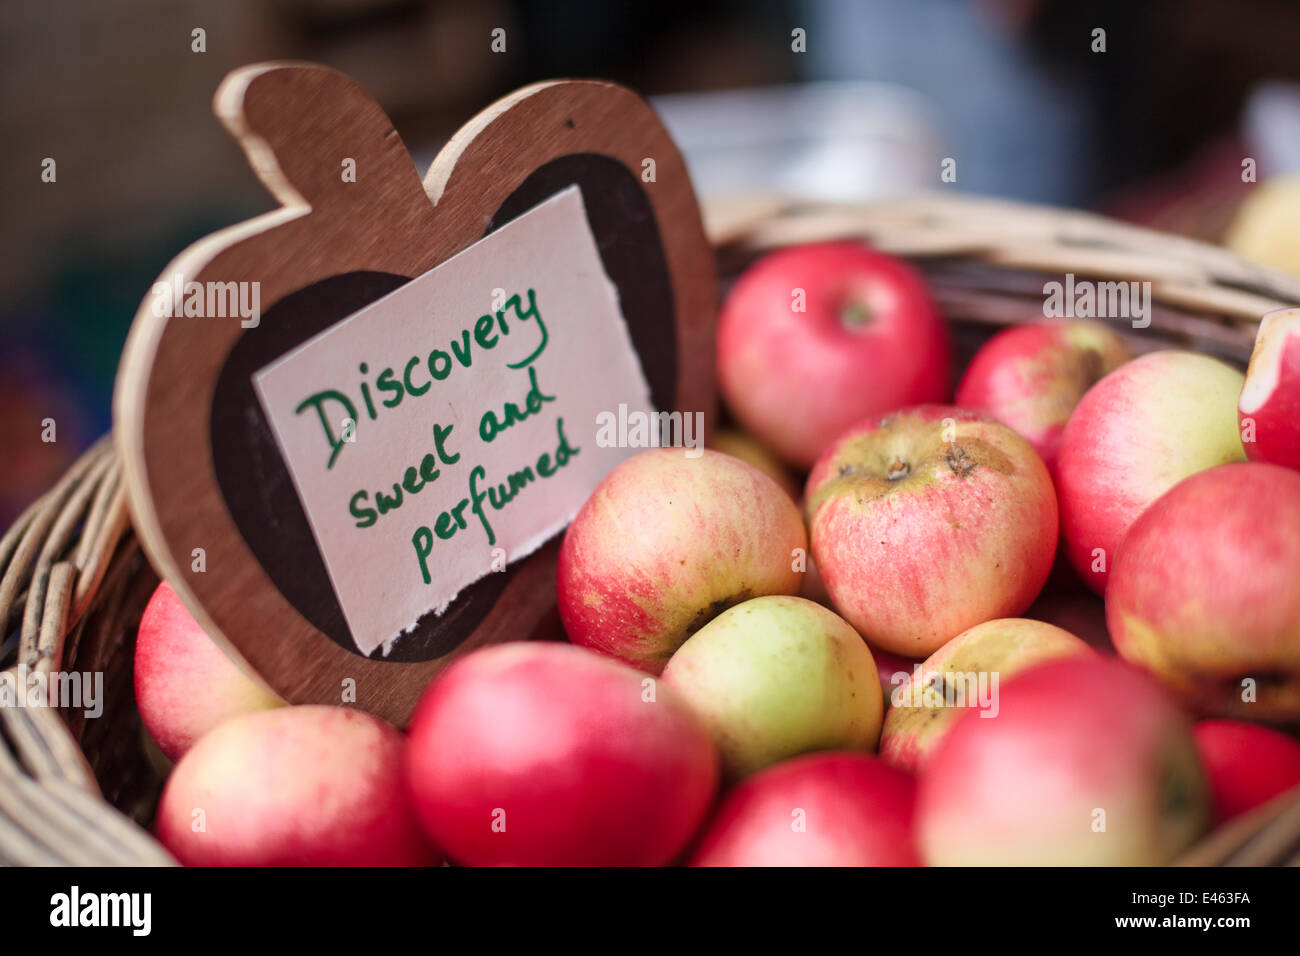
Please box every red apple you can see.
[1239,307,1300,470]
[156,706,438,866]
[135,581,282,761]
[689,752,918,866]
[558,448,805,674]
[717,241,950,468]
[955,320,1130,478]
[1193,720,1300,824]
[805,405,1057,658]
[1057,350,1245,592]
[1106,462,1300,720]
[405,642,718,866]
[917,657,1208,865]
[880,618,1092,772]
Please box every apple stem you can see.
[887,457,910,480]
[840,299,874,329]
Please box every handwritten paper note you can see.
[254,186,653,655]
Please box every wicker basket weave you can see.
[3,192,1299,866]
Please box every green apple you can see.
[661,595,882,779]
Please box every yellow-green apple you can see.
[1106,462,1300,720]
[708,427,802,499]
[405,642,718,866]
[1193,719,1300,824]
[805,405,1058,658]
[135,580,282,761]
[880,618,1092,772]
[558,448,805,674]
[661,595,882,779]
[689,752,918,866]
[717,241,950,468]
[1239,307,1300,470]
[955,320,1130,478]
[156,706,439,866]
[917,656,1209,865]
[1057,350,1245,592]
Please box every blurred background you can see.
[6,0,1300,524]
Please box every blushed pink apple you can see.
[558,448,805,674]
[661,595,882,779]
[956,320,1130,478]
[806,405,1058,658]
[880,618,1092,772]
[1106,462,1300,720]
[135,580,282,761]
[717,242,950,468]
[689,752,918,866]
[1057,350,1245,592]
[1239,307,1300,470]
[1193,719,1300,824]
[156,706,439,866]
[917,657,1209,865]
[405,642,718,866]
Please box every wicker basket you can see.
[3,192,1300,867]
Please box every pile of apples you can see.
[138,242,1300,866]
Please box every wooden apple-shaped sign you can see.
[115,63,716,725]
